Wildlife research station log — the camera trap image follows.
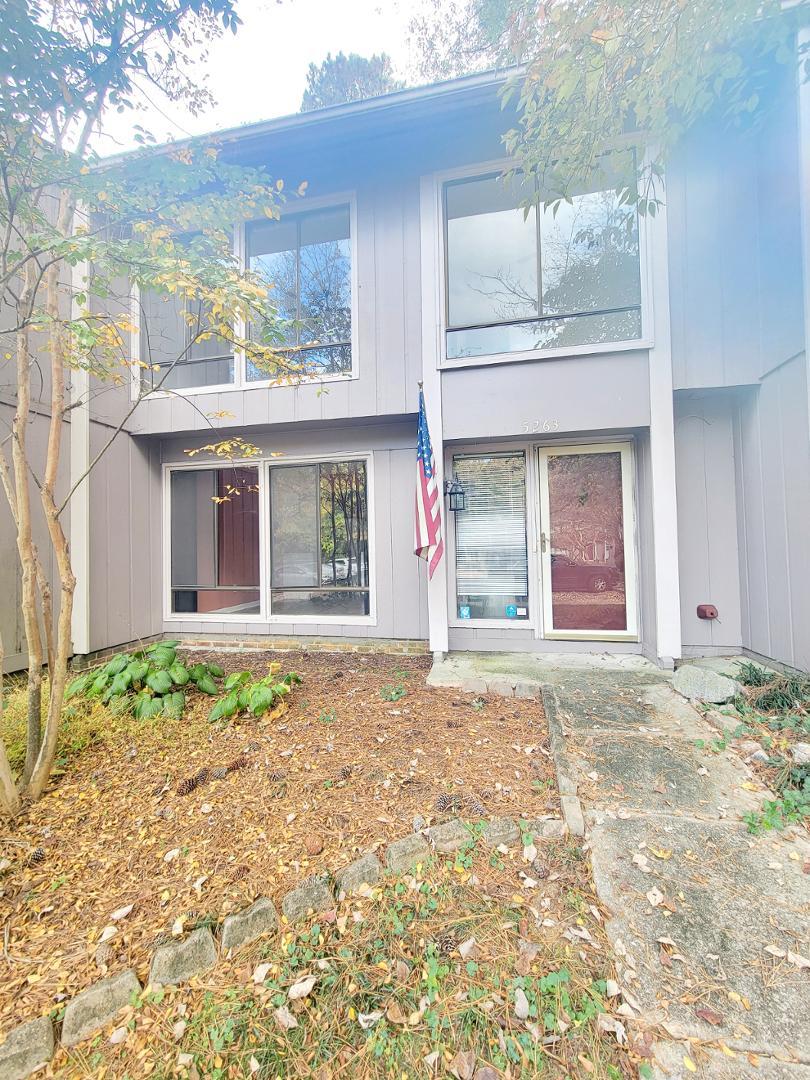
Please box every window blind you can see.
[454,453,529,597]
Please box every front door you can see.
[537,444,638,640]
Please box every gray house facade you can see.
[3,53,810,673]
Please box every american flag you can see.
[414,387,444,578]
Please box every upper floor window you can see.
[443,166,642,361]
[140,291,234,391]
[247,205,352,381]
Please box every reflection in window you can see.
[140,291,235,391]
[453,453,529,621]
[269,460,369,616]
[247,206,352,380]
[170,467,260,614]
[444,161,642,359]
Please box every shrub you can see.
[208,668,302,723]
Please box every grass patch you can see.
[62,846,630,1079]
[0,676,195,780]
[729,664,810,835]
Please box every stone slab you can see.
[385,834,430,873]
[281,875,334,922]
[221,898,278,951]
[62,969,141,1047]
[482,817,520,847]
[589,817,810,1059]
[335,854,383,894]
[560,795,585,837]
[650,1041,810,1079]
[0,1017,54,1079]
[149,927,217,986]
[569,731,764,820]
[672,664,742,703]
[427,819,473,853]
[522,817,568,840]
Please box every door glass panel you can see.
[546,451,627,632]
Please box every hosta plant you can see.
[66,642,225,720]
[208,668,302,723]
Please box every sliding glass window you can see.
[444,155,642,360]
[269,460,370,617]
[170,467,260,615]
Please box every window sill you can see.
[136,370,357,402]
[449,619,533,630]
[439,336,652,371]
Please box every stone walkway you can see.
[544,665,810,1079]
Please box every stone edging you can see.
[540,685,586,838]
[0,814,568,1079]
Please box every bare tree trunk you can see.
[27,193,77,801]
[11,264,45,786]
[0,628,21,819]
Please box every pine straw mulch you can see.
[0,649,558,1034]
[53,841,637,1080]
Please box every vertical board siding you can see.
[733,357,810,670]
[634,432,658,661]
[669,64,803,391]
[674,395,743,652]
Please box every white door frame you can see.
[536,442,639,641]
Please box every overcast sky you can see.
[97,0,420,155]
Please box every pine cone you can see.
[176,767,209,796]
[434,793,460,813]
[267,769,287,782]
[28,847,46,866]
[226,753,250,773]
[435,931,457,955]
[245,741,260,753]
[336,764,352,781]
[465,794,487,817]
[152,931,172,948]
[446,719,462,730]
[211,766,228,780]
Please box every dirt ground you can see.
[0,650,556,1032]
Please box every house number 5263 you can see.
[522,419,560,433]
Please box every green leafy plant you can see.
[380,682,407,702]
[744,788,810,834]
[735,661,773,687]
[207,669,302,723]
[65,642,224,720]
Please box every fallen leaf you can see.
[273,1005,298,1031]
[423,1051,440,1073]
[683,1055,697,1073]
[164,848,180,863]
[110,904,134,921]
[357,1010,383,1030]
[695,1006,724,1026]
[514,987,529,1020]
[596,1012,627,1045]
[646,887,664,908]
[252,962,271,984]
[109,1026,128,1045]
[386,1001,408,1024]
[172,1020,187,1039]
[288,975,317,1000]
[99,925,117,944]
[448,1049,477,1079]
[458,936,480,960]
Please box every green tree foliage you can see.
[411,0,804,209]
[0,0,300,813]
[300,51,403,112]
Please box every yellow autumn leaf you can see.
[683,1056,697,1072]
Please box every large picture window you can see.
[269,459,370,617]
[170,467,260,614]
[453,452,529,621]
[444,161,642,360]
[247,206,352,380]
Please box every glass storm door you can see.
[537,444,638,639]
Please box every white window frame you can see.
[162,449,376,627]
[445,436,640,641]
[131,191,359,400]
[433,157,654,371]
[537,441,639,642]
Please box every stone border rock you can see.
[541,685,587,837]
[0,813,568,1078]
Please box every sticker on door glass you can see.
[458,605,472,620]
[505,604,518,618]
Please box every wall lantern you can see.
[445,475,466,512]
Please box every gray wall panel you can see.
[674,393,743,652]
[733,357,810,670]
[441,352,650,441]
